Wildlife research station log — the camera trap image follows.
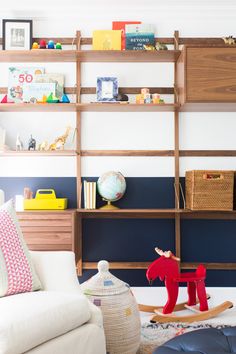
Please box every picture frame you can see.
[2,19,33,50]
[96,77,118,102]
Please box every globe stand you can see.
[99,200,119,210]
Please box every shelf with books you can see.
[0,50,77,62]
[76,103,178,112]
[0,103,77,112]
[77,49,181,62]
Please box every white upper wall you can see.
[1,1,236,177]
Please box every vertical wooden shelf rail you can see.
[174,31,181,260]
[76,31,83,276]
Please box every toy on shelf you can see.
[49,126,72,150]
[39,40,47,49]
[28,135,36,150]
[38,141,48,151]
[223,36,236,45]
[32,42,39,49]
[138,247,233,323]
[24,187,33,200]
[47,40,55,49]
[46,92,60,103]
[24,189,67,210]
[61,93,70,103]
[37,95,47,104]
[55,42,62,49]
[16,134,23,151]
[1,95,10,104]
[136,88,165,104]
[144,42,168,51]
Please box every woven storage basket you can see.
[185,170,234,211]
[81,260,141,354]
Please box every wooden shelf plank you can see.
[0,50,76,62]
[83,261,150,270]
[77,209,177,219]
[78,50,181,63]
[180,150,236,157]
[181,262,236,270]
[181,209,236,219]
[180,102,236,112]
[81,150,174,157]
[0,150,77,157]
[77,103,178,112]
[81,87,174,95]
[0,103,76,112]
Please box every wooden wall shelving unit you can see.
[1,31,236,277]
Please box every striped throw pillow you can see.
[0,200,41,297]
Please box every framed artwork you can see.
[2,19,33,50]
[97,77,118,102]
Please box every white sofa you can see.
[0,251,106,354]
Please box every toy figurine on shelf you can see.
[49,126,72,150]
[39,40,47,49]
[135,88,165,104]
[47,40,55,49]
[155,42,168,50]
[32,42,39,49]
[61,93,70,103]
[38,141,48,151]
[16,134,23,151]
[55,42,62,49]
[223,36,236,45]
[138,247,233,323]
[28,135,36,150]
[46,92,60,103]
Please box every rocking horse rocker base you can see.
[140,247,233,323]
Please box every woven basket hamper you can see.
[185,170,234,211]
[81,260,141,354]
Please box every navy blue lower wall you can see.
[1,176,236,287]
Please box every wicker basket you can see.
[81,261,141,354]
[185,170,234,211]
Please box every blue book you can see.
[125,24,155,50]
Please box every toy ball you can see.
[39,39,47,49]
[32,42,39,49]
[47,40,55,49]
[55,42,62,50]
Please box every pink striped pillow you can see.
[0,200,41,297]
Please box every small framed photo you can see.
[2,19,33,50]
[97,77,118,102]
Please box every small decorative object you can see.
[114,93,129,102]
[143,44,156,50]
[141,88,149,95]
[0,126,6,151]
[152,92,160,104]
[37,95,47,104]
[55,42,62,49]
[39,39,47,49]
[140,247,233,323]
[135,89,164,104]
[223,36,236,45]
[24,189,67,210]
[0,190,5,206]
[46,92,59,103]
[32,42,39,49]
[38,140,48,150]
[24,187,33,200]
[49,126,72,150]
[83,181,96,209]
[97,171,126,209]
[155,42,168,50]
[28,135,36,150]
[2,19,32,50]
[81,260,141,354]
[47,40,55,49]
[61,93,70,103]
[97,77,118,102]
[1,95,9,103]
[16,134,23,151]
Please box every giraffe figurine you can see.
[49,126,72,150]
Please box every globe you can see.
[97,171,126,209]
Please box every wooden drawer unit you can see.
[177,46,236,111]
[17,210,77,252]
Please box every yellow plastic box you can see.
[24,189,68,210]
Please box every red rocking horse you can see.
[139,247,233,323]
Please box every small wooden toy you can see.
[46,93,59,103]
[28,135,36,150]
[38,141,48,151]
[47,40,55,49]
[37,95,47,104]
[61,93,70,103]
[55,42,62,49]
[16,134,23,151]
[49,126,72,150]
[139,247,233,323]
[39,40,47,49]
[24,187,33,199]
[32,42,39,49]
[1,95,8,103]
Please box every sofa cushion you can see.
[0,291,91,354]
[0,200,41,297]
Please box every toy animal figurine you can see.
[223,36,236,45]
[28,135,36,151]
[49,126,72,150]
[155,42,168,50]
[38,141,48,151]
[16,134,23,151]
[138,247,233,323]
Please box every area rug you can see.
[138,322,231,354]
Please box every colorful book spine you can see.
[84,181,96,209]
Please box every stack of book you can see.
[84,181,96,209]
